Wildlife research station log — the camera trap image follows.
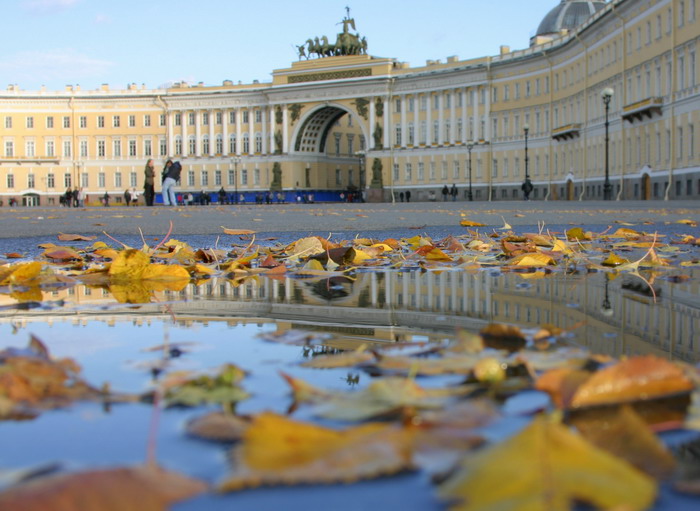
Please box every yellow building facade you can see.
[0,0,697,205]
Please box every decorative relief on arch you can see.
[352,98,369,120]
[289,104,304,123]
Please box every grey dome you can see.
[536,0,607,36]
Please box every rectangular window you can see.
[63,140,71,157]
[188,170,195,186]
[216,112,222,125]
[228,169,235,185]
[159,114,166,126]
[202,112,209,126]
[229,111,236,124]
[243,110,249,123]
[98,140,105,157]
[63,116,70,128]
[98,116,105,128]
[26,116,34,128]
[81,173,89,187]
[80,116,87,128]
[144,114,151,127]
[393,163,399,182]
[64,173,72,188]
[188,112,195,126]
[201,170,209,186]
[6,174,14,188]
[254,110,262,123]
[26,140,35,157]
[115,172,122,188]
[144,139,152,156]
[418,162,425,181]
[5,141,13,157]
[113,115,120,128]
[129,139,137,156]
[46,140,55,157]
[215,169,222,186]
[241,169,248,185]
[4,116,11,129]
[46,116,54,128]
[159,138,167,156]
[128,115,136,127]
[404,163,412,181]
[98,172,105,188]
[113,139,121,157]
[47,173,55,188]
[130,171,137,187]
[28,174,35,188]
[254,168,260,185]
[174,113,182,126]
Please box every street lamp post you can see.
[231,156,240,204]
[601,87,614,200]
[466,141,474,201]
[523,124,530,181]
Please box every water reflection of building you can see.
[1,266,698,362]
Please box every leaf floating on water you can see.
[438,414,656,511]
[570,355,695,409]
[56,233,97,242]
[221,227,257,235]
[0,465,207,511]
[186,411,251,443]
[218,412,414,491]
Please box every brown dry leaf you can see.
[4,252,23,259]
[480,323,526,352]
[43,246,83,261]
[284,374,469,421]
[574,405,676,480]
[186,411,251,442]
[221,227,257,235]
[535,367,591,408]
[438,414,656,511]
[608,227,643,239]
[570,355,695,409]
[218,412,414,491]
[57,233,97,241]
[0,337,98,416]
[0,465,207,511]
[300,345,374,369]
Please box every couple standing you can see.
[152,159,182,206]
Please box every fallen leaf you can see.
[438,414,656,511]
[221,227,257,235]
[570,355,695,409]
[218,412,414,491]
[0,465,206,511]
[57,233,97,242]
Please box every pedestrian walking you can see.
[451,184,457,201]
[162,161,182,206]
[521,179,534,201]
[144,159,155,206]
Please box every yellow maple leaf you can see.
[218,412,414,491]
[438,414,656,511]
[509,252,556,267]
[1,262,44,285]
[460,220,486,227]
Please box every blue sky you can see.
[1,0,562,91]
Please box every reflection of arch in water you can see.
[292,103,368,154]
[295,272,373,306]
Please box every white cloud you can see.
[94,13,110,24]
[22,0,80,13]
[0,49,115,89]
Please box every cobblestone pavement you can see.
[0,200,697,238]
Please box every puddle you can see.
[0,233,699,509]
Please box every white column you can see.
[484,85,491,142]
[282,105,289,153]
[269,107,275,154]
[400,94,407,148]
[426,94,432,145]
[261,107,267,154]
[413,94,420,145]
[369,98,376,149]
[248,108,254,155]
[236,108,242,156]
[222,109,228,155]
[167,112,174,156]
[194,110,201,157]
[383,97,390,149]
[461,89,468,142]
[208,109,215,156]
[438,92,444,145]
[450,90,456,145]
[181,110,187,156]
[474,88,480,140]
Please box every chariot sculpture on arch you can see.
[298,7,368,60]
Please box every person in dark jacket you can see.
[144,159,155,206]
[162,161,182,206]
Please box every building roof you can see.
[536,0,608,37]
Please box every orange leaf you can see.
[0,465,206,511]
[570,355,694,409]
[57,233,97,241]
[535,367,591,408]
[218,412,414,491]
[221,227,257,235]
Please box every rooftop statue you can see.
[298,8,368,59]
